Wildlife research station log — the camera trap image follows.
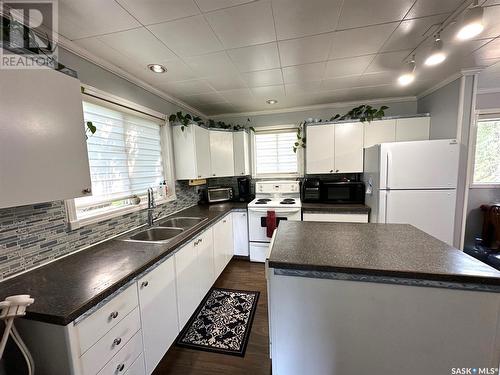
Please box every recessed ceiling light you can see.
[148,64,167,73]
[266,99,278,104]
[398,56,416,86]
[456,1,484,40]
[425,34,446,66]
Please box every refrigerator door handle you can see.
[386,151,392,190]
[384,190,389,223]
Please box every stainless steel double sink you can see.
[121,217,207,243]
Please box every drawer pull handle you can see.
[116,363,125,372]
[109,311,119,319]
[113,337,122,346]
[142,281,149,287]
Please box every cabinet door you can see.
[306,124,335,174]
[363,119,396,148]
[334,122,364,173]
[196,228,215,297]
[175,241,200,328]
[213,215,234,278]
[233,211,249,256]
[210,130,235,177]
[233,131,250,176]
[223,214,234,265]
[0,69,91,208]
[194,125,211,178]
[395,117,430,142]
[137,256,178,374]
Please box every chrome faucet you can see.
[147,187,156,226]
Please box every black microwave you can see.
[321,181,365,204]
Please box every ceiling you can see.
[55,0,500,116]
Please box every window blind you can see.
[75,101,165,210]
[255,131,298,175]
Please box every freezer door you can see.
[384,189,457,245]
[379,140,459,189]
[363,145,381,222]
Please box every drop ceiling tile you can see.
[478,5,500,39]
[251,85,286,99]
[365,50,413,73]
[472,38,500,60]
[320,75,361,90]
[324,55,374,78]
[179,92,228,106]
[284,81,322,94]
[75,37,135,70]
[116,0,200,25]
[58,0,141,40]
[184,51,239,77]
[97,28,177,65]
[358,71,397,87]
[150,59,198,82]
[199,103,235,115]
[195,0,255,12]
[219,88,254,103]
[337,0,414,29]
[242,69,284,87]
[405,0,465,19]
[148,15,223,57]
[329,23,399,60]
[204,74,249,90]
[282,62,327,84]
[227,42,280,72]
[272,0,343,40]
[158,79,215,96]
[279,33,334,67]
[381,15,445,53]
[205,1,276,48]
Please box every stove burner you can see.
[280,200,295,204]
[257,198,271,202]
[255,201,268,204]
[282,198,295,202]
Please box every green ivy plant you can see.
[293,122,306,153]
[81,87,96,139]
[168,111,203,131]
[329,105,389,123]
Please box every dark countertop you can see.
[268,221,500,287]
[0,203,247,325]
[301,203,370,214]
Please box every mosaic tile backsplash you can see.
[0,181,199,280]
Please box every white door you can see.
[175,241,200,328]
[233,211,249,256]
[383,189,457,245]
[223,214,234,265]
[233,131,250,176]
[306,124,335,174]
[194,126,211,178]
[395,117,430,141]
[137,256,178,374]
[334,122,364,173]
[173,125,197,180]
[364,119,396,148]
[196,228,215,297]
[213,215,234,278]
[210,130,235,177]
[380,139,459,189]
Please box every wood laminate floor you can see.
[153,259,272,375]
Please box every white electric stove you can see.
[247,181,302,262]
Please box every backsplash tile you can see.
[0,181,198,280]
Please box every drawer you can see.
[76,284,139,355]
[81,307,141,375]
[125,353,145,375]
[97,330,143,375]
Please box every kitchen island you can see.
[267,221,500,375]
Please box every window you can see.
[254,130,299,176]
[67,99,172,227]
[472,117,500,186]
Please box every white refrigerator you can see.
[363,139,459,245]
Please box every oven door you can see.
[248,207,301,242]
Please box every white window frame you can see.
[251,125,304,179]
[469,110,500,189]
[65,85,177,230]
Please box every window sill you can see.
[253,173,303,179]
[66,194,176,231]
[470,184,500,189]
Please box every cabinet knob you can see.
[212,173,216,176]
[329,170,333,173]
[141,281,149,288]
[113,337,122,346]
[109,311,119,319]
[116,363,125,372]
[198,175,201,178]
[336,169,339,173]
[82,188,92,194]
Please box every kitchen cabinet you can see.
[306,124,335,174]
[233,131,251,176]
[209,129,235,177]
[137,256,178,374]
[196,228,215,297]
[0,69,91,209]
[172,124,211,180]
[232,211,249,256]
[395,117,430,142]
[175,240,201,328]
[334,122,364,173]
[303,212,369,223]
[363,119,396,148]
[213,214,234,278]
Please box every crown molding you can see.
[210,96,417,119]
[55,35,207,118]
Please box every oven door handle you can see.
[249,208,301,214]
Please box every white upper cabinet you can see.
[334,122,364,173]
[233,131,251,176]
[306,124,335,174]
[0,69,91,209]
[209,130,235,177]
[173,124,211,180]
[395,117,430,142]
[363,119,396,148]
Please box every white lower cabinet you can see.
[137,256,179,374]
[125,353,146,375]
[232,211,249,256]
[303,212,369,223]
[196,228,216,297]
[97,331,143,375]
[213,214,234,278]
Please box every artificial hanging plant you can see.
[293,122,306,153]
[81,87,96,139]
[168,111,203,131]
[328,104,389,123]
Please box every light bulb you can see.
[456,5,484,40]
[425,37,446,66]
[148,64,167,73]
[398,73,415,86]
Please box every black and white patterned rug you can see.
[176,287,260,357]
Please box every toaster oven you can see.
[207,187,233,203]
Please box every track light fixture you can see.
[398,55,416,86]
[425,33,446,66]
[456,0,484,40]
